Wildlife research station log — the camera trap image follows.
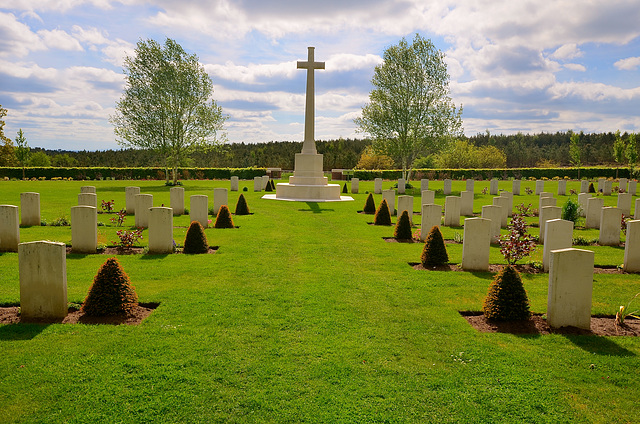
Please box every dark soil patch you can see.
[383,237,420,243]
[461,311,640,337]
[66,246,218,255]
[410,263,632,275]
[0,303,158,326]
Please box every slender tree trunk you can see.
[173,165,178,185]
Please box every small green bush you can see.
[420,226,448,267]
[214,205,235,228]
[342,183,348,194]
[265,181,273,192]
[235,194,250,215]
[561,198,580,224]
[394,210,413,240]
[588,182,595,193]
[363,193,376,214]
[82,257,138,316]
[482,265,530,321]
[183,221,209,254]
[374,199,392,226]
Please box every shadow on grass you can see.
[468,271,494,280]
[0,323,51,341]
[298,202,334,213]
[140,253,170,260]
[562,335,636,357]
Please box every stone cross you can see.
[297,47,325,155]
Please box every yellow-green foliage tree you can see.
[434,139,506,169]
[355,146,395,170]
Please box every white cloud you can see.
[563,63,586,72]
[38,28,84,51]
[205,61,297,84]
[0,12,44,57]
[614,56,640,71]
[551,43,583,60]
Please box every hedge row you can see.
[0,167,268,180]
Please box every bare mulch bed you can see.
[384,237,462,244]
[66,246,218,255]
[461,311,640,337]
[410,263,633,275]
[0,303,158,326]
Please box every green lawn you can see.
[0,178,638,423]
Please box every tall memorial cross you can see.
[297,47,325,155]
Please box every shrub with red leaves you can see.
[498,214,536,265]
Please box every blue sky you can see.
[1,1,639,151]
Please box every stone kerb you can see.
[398,179,406,194]
[557,180,566,196]
[466,179,474,193]
[481,205,502,244]
[125,187,140,214]
[444,196,460,227]
[374,178,383,194]
[20,192,40,226]
[213,188,228,216]
[623,220,640,272]
[577,193,591,217]
[397,195,413,224]
[351,178,359,194]
[461,217,491,271]
[547,248,594,330]
[71,206,97,253]
[134,194,153,229]
[230,176,239,191]
[636,198,640,220]
[0,205,20,252]
[190,195,209,228]
[599,207,622,246]
[420,204,441,241]
[421,179,429,191]
[542,219,573,272]
[254,176,262,192]
[585,197,604,229]
[80,186,96,194]
[629,180,637,196]
[421,190,435,206]
[78,192,97,208]
[535,180,544,195]
[603,180,612,196]
[19,241,68,320]
[580,180,589,193]
[489,179,499,195]
[443,179,452,195]
[149,207,174,254]
[382,189,396,215]
[617,192,631,217]
[460,191,473,216]
[492,196,509,228]
[539,206,561,244]
[500,191,513,217]
[512,179,521,196]
[170,187,185,216]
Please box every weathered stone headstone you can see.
[580,180,589,193]
[134,194,153,229]
[619,178,628,192]
[539,191,553,199]
[351,178,359,194]
[623,220,640,272]
[213,188,228,216]
[80,186,96,194]
[421,179,429,191]
[382,189,396,215]
[461,218,491,271]
[0,205,20,251]
[597,178,605,193]
[547,248,594,330]
[125,186,140,214]
[535,180,544,195]
[421,190,435,206]
[170,187,185,216]
[444,196,460,227]
[599,207,622,246]
[466,179,474,193]
[512,179,521,196]
[636,198,640,220]
[398,179,406,194]
[19,241,67,320]
[557,180,566,196]
[492,196,509,228]
[617,192,631,217]
[603,180,612,196]
[539,205,561,244]
[78,193,97,208]
[71,206,97,253]
[585,197,604,229]
[481,205,502,244]
[490,179,499,195]
[190,195,209,228]
[443,179,452,195]
[397,195,413,224]
[230,176,239,191]
[420,204,441,241]
[20,192,40,226]
[460,191,473,216]
[539,196,556,212]
[374,178,383,194]
[628,180,637,196]
[500,191,513,217]
[148,207,174,254]
[577,193,591,217]
[261,175,270,190]
[543,219,573,272]
[254,176,262,192]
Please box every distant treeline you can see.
[34,131,632,169]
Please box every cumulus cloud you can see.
[563,63,586,72]
[38,28,84,51]
[0,12,44,57]
[551,44,583,60]
[614,56,640,71]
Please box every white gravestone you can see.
[254,176,262,192]
[603,180,612,196]
[490,179,499,195]
[500,191,513,217]
[512,179,521,196]
[535,180,544,195]
[190,195,209,228]
[0,205,20,251]
[398,179,406,194]
[466,179,474,193]
[444,196,460,227]
[460,191,473,216]
[420,204,441,241]
[382,189,396,215]
[351,178,359,194]
[80,186,96,194]
[481,205,502,244]
[543,219,573,272]
[547,248,594,330]
[125,186,140,214]
[421,190,435,206]
[134,194,153,229]
[539,191,553,199]
[623,220,640,272]
[597,178,605,193]
[461,218,491,271]
[577,193,591,217]
[397,195,414,224]
[71,206,97,254]
[230,176,239,191]
[617,192,631,217]
[539,206,561,244]
[599,207,622,246]
[19,241,68,320]
[262,175,270,190]
[492,196,509,228]
[628,180,637,196]
[585,197,604,229]
[20,192,40,226]
[148,207,174,254]
[170,187,185,216]
[443,179,452,195]
[420,179,429,191]
[374,178,383,194]
[580,180,589,193]
[78,193,97,208]
[619,178,628,192]
[636,198,640,220]
[557,180,566,196]
[539,196,556,212]
[213,188,228,216]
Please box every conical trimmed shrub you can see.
[183,221,209,254]
[482,265,530,321]
[235,194,250,215]
[82,257,138,316]
[214,205,235,228]
[374,198,392,226]
[342,183,348,194]
[588,182,595,193]
[420,226,448,267]
[265,180,273,192]
[270,180,276,190]
[363,193,376,214]
[394,210,413,240]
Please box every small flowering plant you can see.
[499,214,536,265]
[524,187,533,195]
[110,209,127,227]
[101,199,115,213]
[114,228,143,248]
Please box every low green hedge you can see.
[0,167,267,180]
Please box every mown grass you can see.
[0,178,638,423]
